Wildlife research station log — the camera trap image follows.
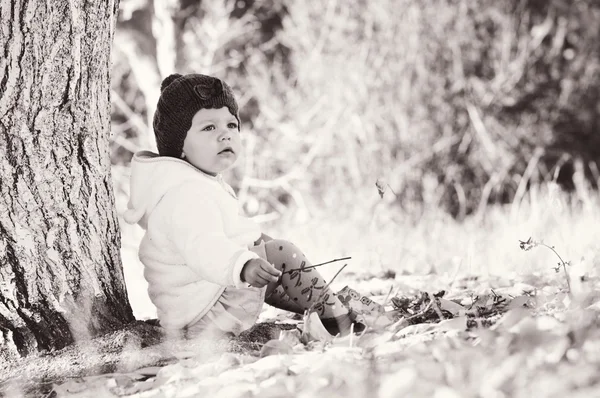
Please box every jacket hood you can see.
[123,150,219,229]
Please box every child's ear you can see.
[181,152,186,159]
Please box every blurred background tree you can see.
[110,0,600,224]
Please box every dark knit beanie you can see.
[153,73,240,157]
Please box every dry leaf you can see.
[438,298,465,316]
[260,340,294,357]
[134,366,162,377]
[279,328,303,347]
[436,316,467,332]
[395,323,436,337]
[491,307,530,331]
[508,295,533,309]
[301,312,334,343]
[359,312,394,329]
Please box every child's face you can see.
[182,107,241,176]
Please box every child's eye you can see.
[202,125,215,131]
[228,122,238,129]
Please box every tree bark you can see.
[0,0,134,358]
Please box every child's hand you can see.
[241,258,281,288]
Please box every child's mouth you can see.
[218,148,234,155]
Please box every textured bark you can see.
[0,0,134,358]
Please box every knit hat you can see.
[153,73,240,157]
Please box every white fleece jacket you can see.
[123,151,261,330]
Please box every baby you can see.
[124,73,362,339]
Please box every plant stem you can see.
[282,256,351,275]
[538,243,571,293]
[387,184,398,198]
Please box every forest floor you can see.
[3,187,600,397]
[2,269,600,398]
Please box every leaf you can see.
[586,301,600,311]
[52,379,87,396]
[301,312,334,343]
[134,366,162,377]
[118,380,156,395]
[279,328,302,347]
[436,316,467,332]
[395,323,436,337]
[359,312,394,329]
[491,307,530,331]
[260,340,294,357]
[508,295,532,309]
[471,294,494,309]
[438,298,464,316]
[357,331,395,349]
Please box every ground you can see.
[2,269,600,398]
[2,184,600,397]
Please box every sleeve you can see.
[236,215,262,248]
[165,183,259,287]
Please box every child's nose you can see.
[219,131,232,141]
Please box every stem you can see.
[320,263,348,297]
[387,184,398,198]
[390,300,434,334]
[538,243,571,293]
[282,256,352,275]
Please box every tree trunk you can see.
[0,0,134,358]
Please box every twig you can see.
[320,263,348,299]
[386,184,398,198]
[389,300,434,334]
[282,256,351,275]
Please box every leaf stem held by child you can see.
[281,256,352,275]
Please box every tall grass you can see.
[217,0,598,220]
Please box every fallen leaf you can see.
[52,379,87,395]
[260,340,294,357]
[278,328,302,347]
[513,282,536,294]
[360,312,394,329]
[301,312,334,343]
[436,316,467,332]
[491,308,530,331]
[134,366,162,377]
[586,301,600,311]
[395,323,436,337]
[438,298,465,316]
[114,379,157,396]
[508,295,533,309]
